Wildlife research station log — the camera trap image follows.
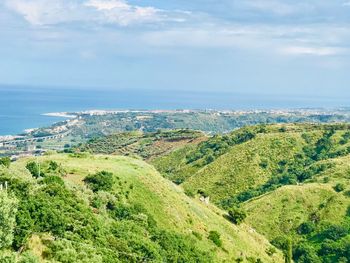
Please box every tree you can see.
[0,157,11,168]
[228,207,247,225]
[0,192,18,249]
[84,171,114,192]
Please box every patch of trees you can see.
[222,130,343,207]
[292,220,350,262]
[186,126,261,166]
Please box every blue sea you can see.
[0,85,349,135]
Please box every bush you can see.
[0,192,18,249]
[334,183,346,192]
[266,246,277,256]
[228,207,247,225]
[84,171,114,192]
[41,176,64,186]
[19,251,40,263]
[26,161,41,178]
[0,157,11,168]
[208,231,222,247]
[321,224,348,241]
[297,222,315,235]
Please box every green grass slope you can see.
[242,181,350,262]
[0,154,283,262]
[244,183,350,241]
[154,124,350,209]
[151,123,350,262]
[182,131,307,204]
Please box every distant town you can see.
[2,108,350,160]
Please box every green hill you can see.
[243,182,350,262]
[152,124,350,262]
[9,123,350,262]
[0,153,282,262]
[153,124,350,206]
[244,183,350,240]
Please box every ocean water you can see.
[0,85,348,135]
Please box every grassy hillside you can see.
[0,153,283,262]
[153,124,350,206]
[243,182,350,262]
[152,124,350,261]
[244,183,350,240]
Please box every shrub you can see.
[266,246,277,256]
[26,161,42,178]
[323,177,330,183]
[334,183,346,192]
[84,171,114,192]
[48,161,59,171]
[0,192,18,249]
[197,189,209,198]
[259,159,268,169]
[41,176,64,186]
[321,224,348,241]
[297,222,315,235]
[294,242,321,263]
[0,157,11,168]
[228,207,247,225]
[19,251,40,263]
[208,231,222,247]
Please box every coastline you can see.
[42,112,77,118]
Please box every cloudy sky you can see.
[0,0,350,97]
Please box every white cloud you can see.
[5,0,168,26]
[4,0,75,26]
[85,0,129,11]
[84,0,162,26]
[280,46,345,56]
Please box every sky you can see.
[0,0,350,98]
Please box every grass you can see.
[11,153,283,262]
[243,183,350,241]
[182,131,307,203]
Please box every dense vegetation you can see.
[151,124,350,262]
[0,154,281,262]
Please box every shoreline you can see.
[42,112,77,118]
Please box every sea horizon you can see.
[1,85,350,136]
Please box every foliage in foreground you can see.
[0,159,212,262]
